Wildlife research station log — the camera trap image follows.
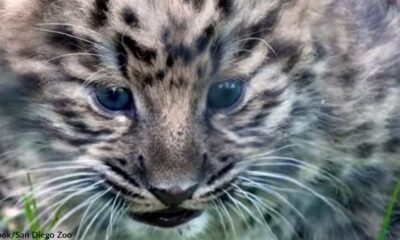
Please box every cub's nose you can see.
[150,185,198,207]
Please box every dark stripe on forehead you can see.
[155,70,166,80]
[185,0,205,11]
[196,24,215,54]
[122,7,140,27]
[114,35,129,78]
[130,70,154,88]
[119,34,157,65]
[168,76,183,89]
[167,44,193,65]
[91,0,111,27]
[210,37,224,73]
[142,74,154,87]
[166,55,175,67]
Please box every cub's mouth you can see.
[130,208,203,228]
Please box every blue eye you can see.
[207,80,244,110]
[96,87,133,111]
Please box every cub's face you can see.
[1,0,329,238]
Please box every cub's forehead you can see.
[70,0,221,32]
[2,0,324,89]
[58,0,287,34]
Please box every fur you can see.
[0,0,400,239]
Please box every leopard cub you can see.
[0,0,400,240]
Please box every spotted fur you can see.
[0,0,400,239]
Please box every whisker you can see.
[109,200,127,237]
[232,185,278,240]
[20,181,95,233]
[47,53,104,62]
[240,176,315,221]
[2,166,90,181]
[240,144,300,161]
[210,200,227,238]
[222,189,250,230]
[106,192,121,240]
[246,170,350,222]
[46,180,107,232]
[1,172,95,205]
[73,186,110,239]
[32,27,99,47]
[240,156,349,192]
[241,176,305,194]
[235,37,277,56]
[14,175,96,207]
[219,199,236,238]
[35,23,117,53]
[89,200,114,240]
[36,23,106,39]
[234,181,303,235]
[223,189,265,228]
[2,160,98,180]
[78,197,112,240]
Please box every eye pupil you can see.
[207,80,244,110]
[96,87,132,111]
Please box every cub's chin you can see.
[121,211,210,240]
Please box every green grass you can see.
[23,175,40,234]
[9,174,63,240]
[379,176,400,240]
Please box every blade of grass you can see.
[24,174,42,239]
[379,176,400,240]
[46,206,63,232]
[23,194,41,236]
[27,174,38,214]
[5,173,65,240]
